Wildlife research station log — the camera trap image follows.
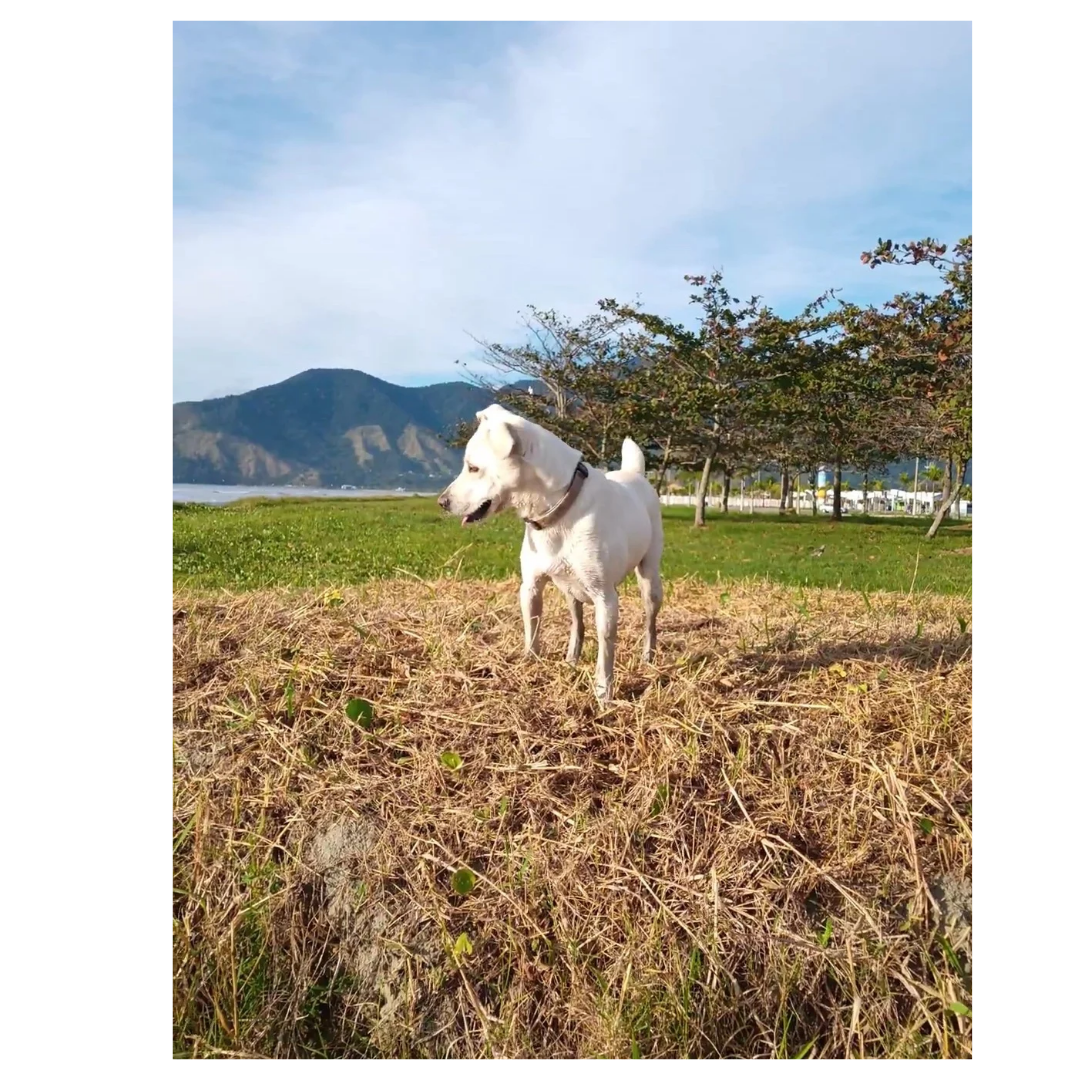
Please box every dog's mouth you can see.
[462,499,493,526]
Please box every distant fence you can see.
[659,492,971,517]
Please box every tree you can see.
[446,233,972,540]
[779,467,791,512]
[857,236,972,538]
[602,275,781,527]
[606,274,852,527]
[453,304,662,471]
[786,325,894,521]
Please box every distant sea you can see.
[173,484,439,506]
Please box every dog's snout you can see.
[437,492,450,510]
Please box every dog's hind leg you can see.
[635,555,662,664]
[565,594,584,663]
[520,574,547,656]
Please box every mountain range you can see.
[174,367,970,489]
[173,369,493,488]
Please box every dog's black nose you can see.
[437,493,450,510]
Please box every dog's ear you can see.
[476,405,527,459]
[484,418,523,459]
[475,404,514,424]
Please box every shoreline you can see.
[173,483,440,506]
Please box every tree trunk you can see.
[694,456,714,527]
[832,464,842,521]
[862,471,869,516]
[945,458,954,518]
[721,469,731,513]
[794,472,801,515]
[925,456,967,539]
[779,468,790,513]
[811,467,818,515]
[653,436,672,494]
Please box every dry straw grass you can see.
[173,577,972,1059]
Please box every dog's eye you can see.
[467,464,479,473]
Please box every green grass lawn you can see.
[173,497,972,595]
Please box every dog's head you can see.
[438,405,532,526]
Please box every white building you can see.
[819,488,971,516]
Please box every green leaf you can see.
[688,946,703,982]
[440,751,463,771]
[818,917,833,948]
[949,1001,971,1017]
[650,783,670,817]
[940,935,964,976]
[957,615,968,634]
[451,867,476,896]
[345,698,374,729]
[918,817,934,835]
[452,931,473,959]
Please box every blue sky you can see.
[173,21,972,403]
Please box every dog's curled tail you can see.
[621,437,647,475]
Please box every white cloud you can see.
[174,21,971,401]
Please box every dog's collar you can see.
[525,459,589,530]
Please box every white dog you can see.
[438,404,663,701]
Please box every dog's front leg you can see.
[593,588,619,701]
[520,575,546,656]
[565,595,584,663]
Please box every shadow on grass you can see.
[732,632,973,681]
[618,626,971,707]
[657,601,971,683]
